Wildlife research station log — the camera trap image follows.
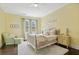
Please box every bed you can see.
[27,28,58,52]
[27,34,57,52]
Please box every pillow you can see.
[48,29,56,35]
[42,29,48,35]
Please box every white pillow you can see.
[48,29,56,35]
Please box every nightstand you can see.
[58,34,71,48]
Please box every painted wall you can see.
[0,12,5,48]
[0,11,41,48]
[4,13,23,38]
[0,12,24,48]
[41,4,79,49]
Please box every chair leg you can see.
[14,44,16,47]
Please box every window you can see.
[31,20,37,34]
[24,19,38,34]
[24,20,30,33]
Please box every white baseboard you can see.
[71,44,79,50]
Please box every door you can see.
[24,20,30,40]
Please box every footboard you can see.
[27,34,37,50]
[27,34,57,52]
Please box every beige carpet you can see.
[18,41,68,55]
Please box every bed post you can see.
[35,34,38,53]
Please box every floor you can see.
[65,48,79,55]
[18,42,68,55]
[0,42,79,55]
[0,45,17,55]
[57,44,79,55]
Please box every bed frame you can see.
[27,34,57,52]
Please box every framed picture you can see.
[10,24,19,28]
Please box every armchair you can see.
[1,32,21,47]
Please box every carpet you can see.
[18,41,68,55]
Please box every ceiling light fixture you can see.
[34,3,38,7]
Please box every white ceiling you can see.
[0,3,67,17]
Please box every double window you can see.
[24,19,38,34]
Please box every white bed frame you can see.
[27,34,57,52]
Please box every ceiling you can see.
[0,3,67,17]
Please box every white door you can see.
[24,20,30,40]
